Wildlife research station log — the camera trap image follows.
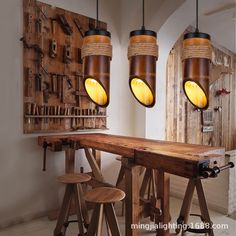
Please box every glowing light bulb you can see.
[184,81,207,109]
[85,78,108,106]
[130,78,154,106]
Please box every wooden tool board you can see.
[166,27,236,151]
[23,0,107,133]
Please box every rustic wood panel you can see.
[166,29,236,151]
[23,0,107,133]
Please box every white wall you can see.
[0,0,135,228]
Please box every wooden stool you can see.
[54,173,91,236]
[84,187,125,236]
[176,179,214,236]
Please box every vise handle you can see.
[202,162,234,178]
[43,141,52,171]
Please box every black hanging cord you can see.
[142,0,145,30]
[96,0,99,28]
[195,0,199,32]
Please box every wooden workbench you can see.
[38,133,226,236]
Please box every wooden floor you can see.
[0,197,235,236]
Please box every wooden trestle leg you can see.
[176,179,214,236]
[155,170,170,236]
[123,158,140,236]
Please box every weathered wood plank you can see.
[166,28,236,151]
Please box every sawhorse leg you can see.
[155,170,170,236]
[176,179,214,236]
[123,158,140,236]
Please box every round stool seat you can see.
[57,173,91,184]
[84,187,125,204]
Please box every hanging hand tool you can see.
[56,75,61,99]
[51,74,58,94]
[71,107,75,130]
[54,106,57,124]
[51,19,56,34]
[73,18,84,37]
[32,103,36,116]
[43,81,50,103]
[24,68,33,97]
[49,39,57,58]
[63,45,72,64]
[78,48,83,64]
[73,73,83,106]
[49,106,53,125]
[57,106,61,124]
[39,105,44,126]
[45,105,49,124]
[89,18,95,29]
[36,3,48,20]
[56,75,64,102]
[35,3,50,34]
[65,76,73,89]
[42,141,52,171]
[35,74,42,91]
[59,76,65,103]
[35,18,42,33]
[20,37,44,57]
[25,103,31,115]
[57,14,73,35]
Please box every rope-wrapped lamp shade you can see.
[82,29,112,107]
[182,32,212,110]
[128,30,158,107]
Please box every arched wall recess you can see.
[166,27,236,151]
[165,27,236,216]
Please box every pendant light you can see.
[128,0,158,107]
[82,0,112,107]
[182,0,212,110]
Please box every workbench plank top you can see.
[38,133,224,158]
[38,133,226,178]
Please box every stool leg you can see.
[97,204,104,236]
[104,203,121,236]
[87,204,102,236]
[78,183,89,228]
[73,185,85,236]
[54,185,73,236]
[61,192,73,236]
[105,216,112,236]
[195,179,214,236]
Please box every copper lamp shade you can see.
[182,32,212,110]
[82,29,112,107]
[128,29,158,107]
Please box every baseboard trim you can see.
[0,211,48,230]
